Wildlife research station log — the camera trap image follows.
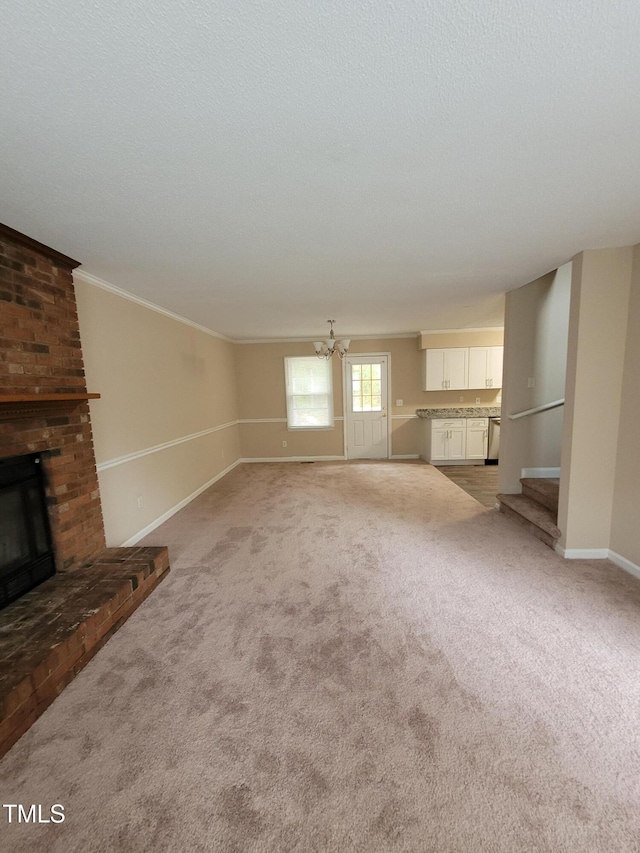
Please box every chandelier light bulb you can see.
[313,321,350,360]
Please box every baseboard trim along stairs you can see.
[497,477,561,549]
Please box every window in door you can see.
[351,362,382,412]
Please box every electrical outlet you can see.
[528,377,535,388]
[476,397,480,404]
[282,440,287,448]
[395,399,403,407]
[137,496,143,508]
[459,396,464,402]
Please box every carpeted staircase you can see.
[497,477,561,548]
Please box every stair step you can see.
[497,493,561,549]
[520,477,560,514]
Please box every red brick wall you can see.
[0,231,106,570]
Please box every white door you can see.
[345,356,389,459]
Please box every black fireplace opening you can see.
[0,453,55,610]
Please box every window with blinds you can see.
[284,357,334,429]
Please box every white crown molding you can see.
[74,270,235,343]
[236,332,419,344]
[419,327,504,335]
[97,421,238,472]
[75,270,423,344]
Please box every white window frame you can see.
[284,356,334,430]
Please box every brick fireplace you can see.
[0,224,106,570]
[0,224,169,758]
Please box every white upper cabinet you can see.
[468,346,504,389]
[424,348,468,391]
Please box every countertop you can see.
[416,407,502,419]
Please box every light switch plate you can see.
[395,399,403,406]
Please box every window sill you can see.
[287,425,335,432]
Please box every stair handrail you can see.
[508,398,565,420]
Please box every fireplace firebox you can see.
[0,454,55,609]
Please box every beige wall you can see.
[235,336,444,458]
[609,245,640,565]
[235,340,345,458]
[75,279,241,545]
[499,264,571,493]
[419,329,504,349]
[557,248,633,553]
[235,333,503,460]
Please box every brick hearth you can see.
[0,224,170,758]
[0,547,169,758]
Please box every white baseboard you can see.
[239,456,346,463]
[555,546,609,559]
[608,550,640,581]
[521,467,561,478]
[121,459,242,546]
[555,545,640,582]
[390,454,420,460]
[433,459,486,466]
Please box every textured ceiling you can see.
[2,0,640,339]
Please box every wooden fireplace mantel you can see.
[0,393,100,421]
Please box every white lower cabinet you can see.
[426,419,466,462]
[465,418,489,460]
[422,417,488,464]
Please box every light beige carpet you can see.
[2,461,640,852]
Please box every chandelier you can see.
[313,320,350,360]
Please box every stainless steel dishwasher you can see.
[487,417,500,464]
